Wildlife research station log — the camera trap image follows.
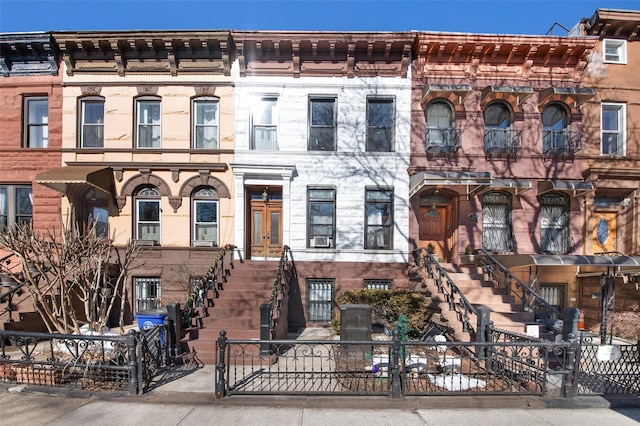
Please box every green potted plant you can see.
[461,244,475,265]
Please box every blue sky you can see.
[1,0,639,35]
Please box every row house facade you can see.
[231,32,414,325]
[37,31,237,315]
[409,32,601,315]
[2,11,639,332]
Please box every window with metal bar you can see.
[307,279,334,322]
[135,277,161,311]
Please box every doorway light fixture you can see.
[262,187,269,201]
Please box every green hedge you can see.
[332,289,426,339]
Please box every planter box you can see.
[0,363,17,382]
[460,255,476,265]
[15,365,62,386]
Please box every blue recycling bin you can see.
[135,309,168,344]
[135,309,168,330]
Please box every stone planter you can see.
[460,255,476,265]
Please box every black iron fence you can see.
[214,329,639,399]
[0,325,171,394]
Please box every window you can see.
[307,278,334,322]
[366,98,394,152]
[193,98,219,149]
[80,98,104,148]
[136,98,161,148]
[135,277,161,311]
[603,39,627,64]
[364,279,392,290]
[539,284,565,312]
[425,101,456,148]
[0,185,32,231]
[307,187,335,248]
[484,102,518,153]
[542,103,569,154]
[365,188,393,249]
[192,187,218,246]
[25,97,48,148]
[308,98,336,151]
[482,191,514,253]
[135,187,160,244]
[601,103,625,155]
[252,97,278,150]
[540,193,570,254]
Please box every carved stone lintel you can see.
[195,86,215,97]
[81,86,102,96]
[198,170,210,185]
[169,196,182,213]
[139,169,151,184]
[136,86,158,96]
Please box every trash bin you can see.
[135,308,168,330]
[340,304,373,356]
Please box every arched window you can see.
[134,186,160,244]
[192,187,219,246]
[540,193,570,254]
[484,102,516,153]
[482,191,514,252]
[425,101,455,148]
[542,103,570,153]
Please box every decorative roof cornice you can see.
[0,32,60,77]
[233,31,414,78]
[583,8,640,41]
[414,33,597,83]
[52,31,235,76]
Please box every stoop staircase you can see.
[420,262,536,341]
[182,260,279,364]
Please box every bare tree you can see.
[0,217,142,335]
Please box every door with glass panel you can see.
[592,212,617,254]
[249,191,282,259]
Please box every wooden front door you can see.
[250,199,282,259]
[419,205,448,259]
[593,212,617,254]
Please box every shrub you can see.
[333,289,427,339]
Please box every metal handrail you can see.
[476,248,561,321]
[267,245,294,339]
[413,248,477,335]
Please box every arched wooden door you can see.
[419,204,449,260]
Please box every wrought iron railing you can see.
[262,245,294,341]
[0,325,171,394]
[425,127,461,153]
[413,248,478,336]
[542,130,582,155]
[214,329,577,398]
[476,248,561,322]
[483,128,522,154]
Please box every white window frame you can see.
[135,187,161,244]
[80,97,105,148]
[24,97,48,148]
[192,97,219,149]
[192,187,219,247]
[0,185,32,231]
[601,102,626,156]
[251,96,278,150]
[366,97,395,152]
[307,187,336,248]
[603,39,627,64]
[136,97,161,149]
[364,187,394,250]
[135,277,161,312]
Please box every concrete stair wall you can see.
[423,263,536,341]
[182,260,279,364]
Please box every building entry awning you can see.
[409,171,492,198]
[480,179,533,196]
[494,254,640,276]
[537,180,594,197]
[36,166,114,198]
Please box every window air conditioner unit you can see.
[312,236,331,248]
[193,241,214,247]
